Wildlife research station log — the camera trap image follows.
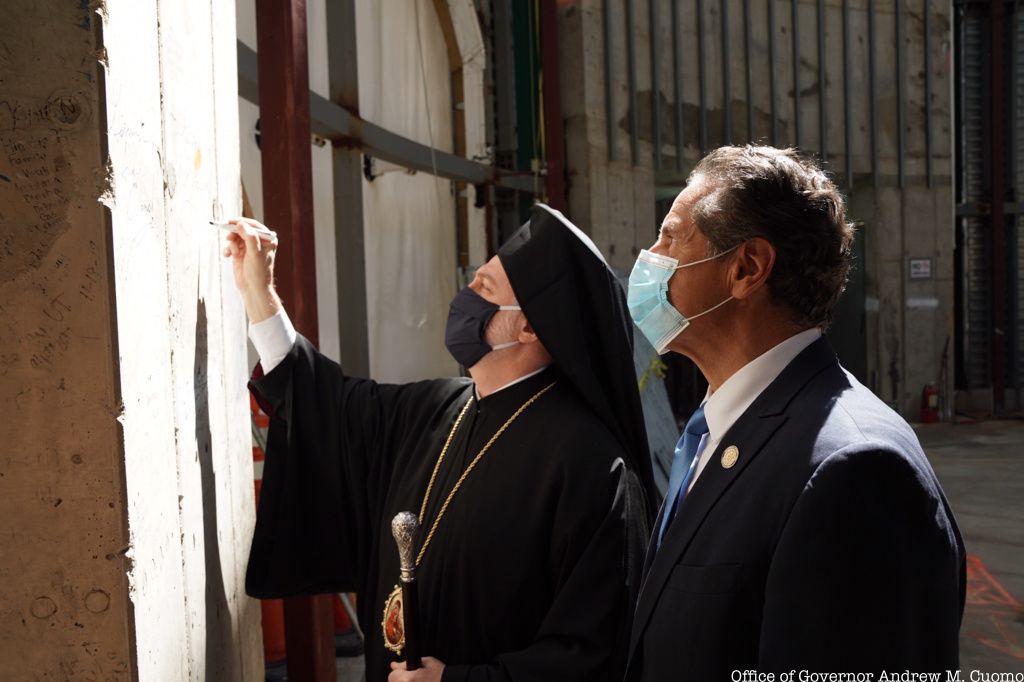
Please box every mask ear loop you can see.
[490,304,523,350]
[674,245,738,320]
[683,296,734,321]
[673,243,740,270]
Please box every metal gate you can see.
[956,8,990,390]
[954,0,1024,409]
[1015,7,1024,397]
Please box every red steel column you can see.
[255,0,334,679]
[540,0,567,211]
[990,0,1007,414]
[256,0,320,342]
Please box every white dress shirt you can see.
[686,328,823,492]
[248,309,551,396]
[249,310,297,374]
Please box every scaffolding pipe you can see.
[792,0,801,147]
[627,0,639,164]
[672,0,684,170]
[540,0,567,209]
[992,0,1008,412]
[650,0,663,167]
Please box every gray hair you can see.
[687,145,855,329]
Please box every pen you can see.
[209,220,277,240]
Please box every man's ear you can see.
[730,237,775,300]
[517,316,541,344]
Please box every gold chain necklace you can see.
[381,379,557,654]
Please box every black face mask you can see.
[444,287,522,368]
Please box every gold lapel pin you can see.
[721,445,739,469]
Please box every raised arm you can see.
[222,217,283,326]
[222,217,376,597]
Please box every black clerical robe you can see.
[246,335,647,682]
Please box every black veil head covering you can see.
[499,204,657,519]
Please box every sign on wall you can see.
[909,257,934,280]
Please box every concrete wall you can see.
[559,0,955,418]
[1,0,262,678]
[859,1,956,418]
[0,2,133,677]
[105,0,262,675]
[560,0,658,273]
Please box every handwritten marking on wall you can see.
[0,91,92,284]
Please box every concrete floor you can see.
[336,654,365,681]
[917,419,1024,673]
[329,421,1024,680]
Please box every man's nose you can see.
[649,241,666,256]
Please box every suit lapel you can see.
[627,412,787,656]
[637,498,668,593]
[627,337,839,663]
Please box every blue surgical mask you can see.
[627,246,737,354]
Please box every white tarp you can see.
[356,0,460,381]
[237,0,485,381]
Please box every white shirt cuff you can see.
[248,309,297,373]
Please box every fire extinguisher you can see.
[921,384,939,423]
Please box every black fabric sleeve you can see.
[441,461,647,682]
[245,334,437,598]
[757,444,964,672]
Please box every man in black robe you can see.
[223,204,656,682]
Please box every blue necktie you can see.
[657,406,708,548]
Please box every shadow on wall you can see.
[195,299,235,678]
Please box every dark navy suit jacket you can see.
[626,338,965,680]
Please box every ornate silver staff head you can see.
[391,512,420,583]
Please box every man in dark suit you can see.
[624,145,965,679]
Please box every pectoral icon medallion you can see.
[382,584,405,654]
